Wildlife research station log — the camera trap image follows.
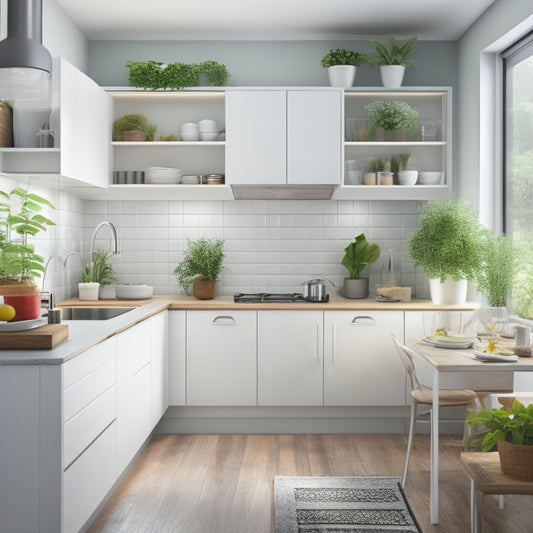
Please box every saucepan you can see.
[303,278,335,302]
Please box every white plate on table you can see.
[422,337,475,349]
[473,351,518,362]
[0,317,47,331]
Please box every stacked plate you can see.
[145,167,183,184]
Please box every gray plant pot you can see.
[343,277,369,299]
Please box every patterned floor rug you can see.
[274,476,422,532]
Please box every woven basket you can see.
[497,440,533,481]
[0,104,14,147]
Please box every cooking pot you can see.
[303,278,334,302]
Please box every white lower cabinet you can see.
[187,310,257,405]
[257,310,323,406]
[324,311,406,406]
[168,310,187,405]
[116,318,152,473]
[150,311,169,428]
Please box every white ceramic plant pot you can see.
[379,65,406,88]
[398,170,418,185]
[99,284,116,300]
[429,278,467,305]
[327,65,357,88]
[79,282,100,301]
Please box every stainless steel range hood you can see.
[231,185,336,200]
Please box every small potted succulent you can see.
[320,48,368,88]
[174,237,225,300]
[342,233,381,298]
[112,114,156,142]
[365,100,419,141]
[467,399,533,480]
[367,35,418,88]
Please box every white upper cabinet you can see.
[226,88,343,186]
[1,57,111,189]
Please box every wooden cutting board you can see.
[0,324,69,350]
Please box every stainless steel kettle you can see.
[303,278,335,302]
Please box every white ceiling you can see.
[55,0,496,41]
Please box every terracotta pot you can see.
[193,280,217,300]
[375,127,407,142]
[497,440,533,481]
[121,130,146,142]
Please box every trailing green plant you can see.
[466,400,533,452]
[367,35,418,68]
[366,100,419,135]
[0,187,55,284]
[342,233,381,280]
[320,49,368,68]
[126,60,230,90]
[408,200,484,282]
[173,237,225,293]
[198,60,230,86]
[475,229,518,307]
[82,250,117,285]
[112,114,156,141]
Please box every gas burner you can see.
[233,292,328,303]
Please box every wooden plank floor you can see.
[87,434,533,533]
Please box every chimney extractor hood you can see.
[231,185,336,200]
[0,0,52,101]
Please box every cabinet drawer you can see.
[63,421,117,533]
[63,385,116,469]
[63,336,115,389]
[116,320,151,376]
[64,358,116,422]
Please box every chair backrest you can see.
[392,335,423,391]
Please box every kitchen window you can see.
[503,33,533,319]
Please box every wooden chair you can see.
[392,336,478,487]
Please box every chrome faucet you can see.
[41,253,64,311]
[89,221,119,259]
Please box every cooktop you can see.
[233,292,329,303]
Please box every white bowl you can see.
[115,284,153,300]
[181,132,200,141]
[199,131,220,141]
[419,171,443,185]
[181,122,199,131]
[198,119,218,132]
[398,170,418,186]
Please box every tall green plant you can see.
[82,250,117,285]
[174,237,225,293]
[367,35,418,68]
[476,229,517,307]
[408,200,483,282]
[342,233,381,280]
[0,187,55,283]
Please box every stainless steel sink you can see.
[52,307,135,321]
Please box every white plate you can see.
[0,317,47,331]
[422,337,475,349]
[473,351,518,362]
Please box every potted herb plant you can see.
[466,399,533,481]
[365,100,419,141]
[408,200,484,304]
[320,48,368,88]
[342,233,381,298]
[112,114,156,142]
[80,250,117,300]
[0,187,55,320]
[397,152,418,185]
[174,237,225,300]
[367,35,418,88]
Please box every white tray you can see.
[0,317,47,331]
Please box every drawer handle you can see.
[351,315,376,325]
[211,315,237,325]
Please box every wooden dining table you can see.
[406,338,533,524]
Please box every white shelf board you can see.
[333,184,452,201]
[112,141,225,147]
[344,141,445,147]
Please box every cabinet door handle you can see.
[351,315,376,325]
[332,323,336,365]
[211,315,237,325]
[316,322,320,364]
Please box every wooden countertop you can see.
[58,295,479,311]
